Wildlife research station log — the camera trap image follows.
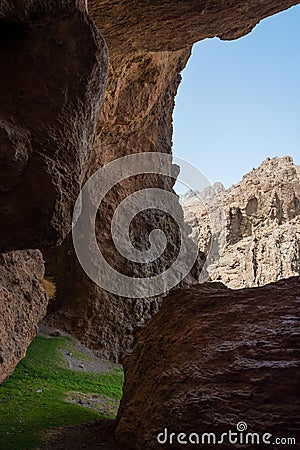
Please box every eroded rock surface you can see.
[116,277,300,449]
[0,0,108,251]
[184,157,300,288]
[0,250,48,383]
[89,0,300,51]
[44,204,203,362]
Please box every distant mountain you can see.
[180,182,224,204]
[182,156,300,288]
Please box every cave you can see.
[0,1,299,449]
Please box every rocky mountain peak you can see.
[183,156,300,288]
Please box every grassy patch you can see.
[66,392,120,417]
[53,335,92,363]
[0,336,124,450]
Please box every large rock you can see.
[0,0,108,251]
[0,250,48,383]
[0,0,108,383]
[184,156,300,288]
[89,0,300,51]
[116,277,300,449]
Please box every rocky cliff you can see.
[183,156,300,289]
[43,50,204,361]
[116,277,300,449]
[0,0,299,378]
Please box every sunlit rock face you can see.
[183,157,300,288]
[116,277,300,449]
[0,0,108,251]
[0,250,47,384]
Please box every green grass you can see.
[51,335,92,363]
[0,336,124,450]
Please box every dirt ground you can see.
[38,321,120,374]
[41,419,121,450]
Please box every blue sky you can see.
[173,5,300,192]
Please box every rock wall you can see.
[0,0,108,251]
[89,0,300,51]
[184,157,300,288]
[43,3,300,361]
[116,277,300,449]
[0,250,48,383]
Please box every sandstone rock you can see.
[0,0,85,20]
[116,277,300,449]
[0,1,108,251]
[184,157,300,288]
[0,250,48,383]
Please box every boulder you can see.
[117,277,300,449]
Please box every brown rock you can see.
[0,1,108,251]
[116,277,300,449]
[43,49,204,362]
[184,157,300,288]
[89,0,300,52]
[0,250,48,383]
[43,203,203,362]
